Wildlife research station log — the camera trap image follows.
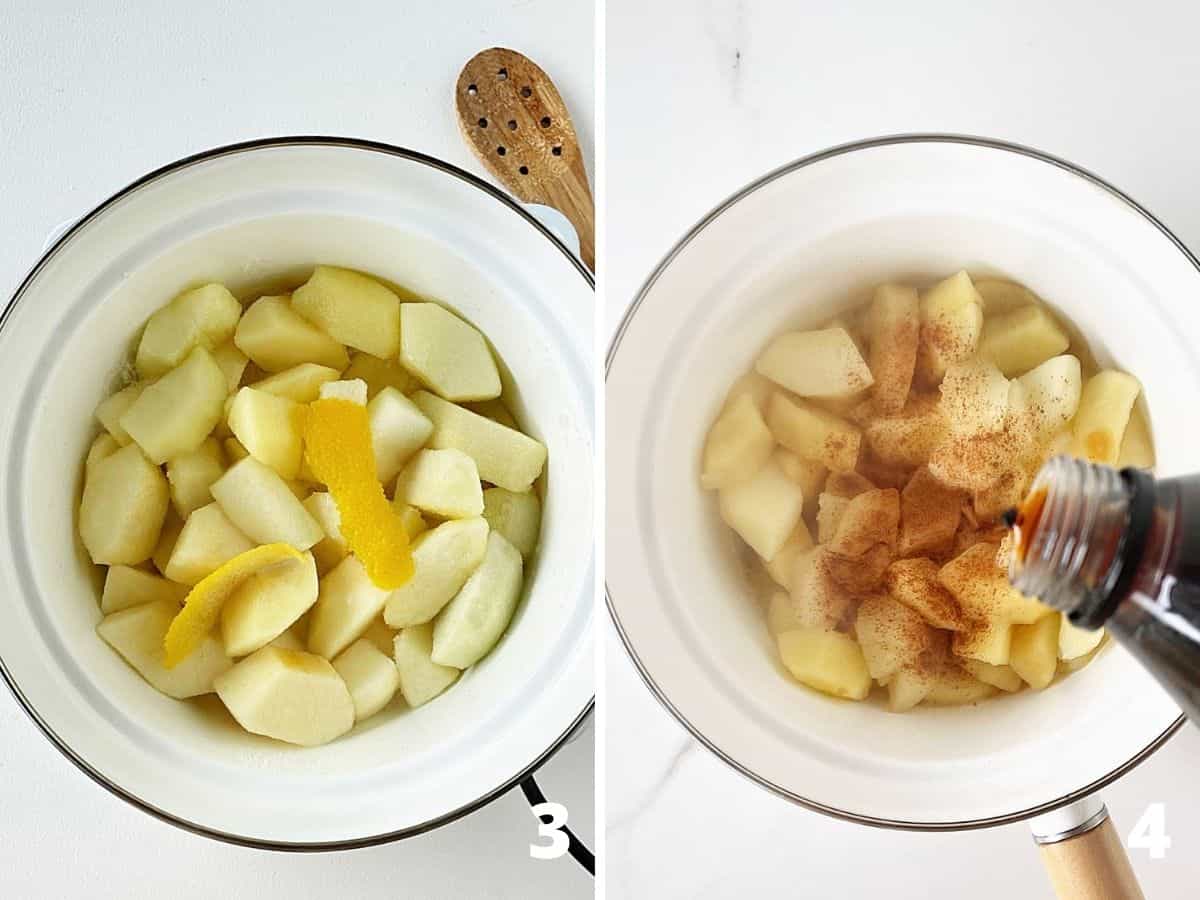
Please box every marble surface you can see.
[0,2,593,898]
[605,1,1200,897]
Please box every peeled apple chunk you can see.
[332,638,401,721]
[367,387,434,483]
[394,623,461,707]
[343,352,418,399]
[165,502,254,585]
[765,393,861,473]
[1059,614,1105,660]
[120,347,228,464]
[85,433,120,479]
[925,667,997,705]
[211,341,249,393]
[766,522,814,589]
[308,555,391,659]
[227,386,305,479]
[718,454,805,561]
[1009,613,1060,689]
[153,510,184,575]
[79,444,169,565]
[863,394,947,468]
[755,327,875,398]
[776,628,871,700]
[399,302,502,401]
[210,457,324,550]
[221,551,319,657]
[412,391,547,492]
[432,531,524,668]
[234,295,350,373]
[95,382,147,445]
[292,266,401,360]
[303,491,348,572]
[166,437,226,518]
[917,270,984,383]
[962,658,1024,692]
[855,593,937,682]
[1118,408,1155,470]
[866,284,920,414]
[481,488,542,558]
[164,543,305,667]
[700,392,775,490]
[251,363,341,402]
[101,565,187,614]
[1070,370,1141,464]
[98,598,232,699]
[319,378,368,405]
[394,449,483,519]
[384,518,490,627]
[887,668,936,712]
[1013,355,1082,438]
[978,305,1070,376]
[214,645,354,747]
[135,283,243,379]
[975,278,1039,313]
[938,359,1010,436]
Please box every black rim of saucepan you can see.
[0,136,595,867]
[606,132,1189,832]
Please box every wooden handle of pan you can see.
[1038,815,1144,900]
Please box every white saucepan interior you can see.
[0,142,594,845]
[607,137,1188,827]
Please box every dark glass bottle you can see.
[1009,455,1200,722]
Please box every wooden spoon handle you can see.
[1037,810,1144,900]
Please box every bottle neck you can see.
[1008,456,1155,628]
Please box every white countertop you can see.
[605,1,1200,897]
[0,2,594,897]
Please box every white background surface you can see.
[0,2,594,898]
[605,1,1200,898]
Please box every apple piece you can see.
[717,454,804,561]
[776,628,871,700]
[815,493,850,544]
[120,347,227,464]
[214,645,354,746]
[303,492,348,572]
[952,621,1013,667]
[764,521,814,590]
[790,548,855,629]
[307,555,392,659]
[226,386,305,479]
[721,371,775,413]
[962,658,1024,692]
[481,488,541,558]
[431,531,523,668]
[251,363,341,402]
[1071,370,1141,464]
[384,518,490,627]
[152,509,184,575]
[95,382,147,446]
[393,623,461,707]
[866,283,920,414]
[361,615,398,655]
[924,667,997,705]
[164,502,255,585]
[974,279,1039,314]
[234,295,349,373]
[465,397,520,429]
[897,467,963,557]
[332,638,401,721]
[855,593,938,683]
[393,501,429,541]
[1013,354,1082,438]
[270,625,307,651]
[79,445,169,566]
[98,598,232,699]
[917,270,984,384]
[775,450,827,519]
[343,352,418,399]
[221,551,319,656]
[1059,614,1105,660]
[395,448,484,519]
[979,305,1070,376]
[973,467,1031,522]
[398,302,501,401]
[368,387,434,483]
[412,391,547,492]
[101,565,187,614]
[700,392,775,490]
[884,558,966,631]
[939,543,1048,626]
[887,668,937,712]
[84,433,121,480]
[211,340,249,394]
[827,488,898,559]
[939,358,1011,436]
[755,327,874,399]
[292,266,400,360]
[1009,613,1060,689]
[1118,407,1154,470]
[318,378,368,405]
[135,283,243,379]
[765,393,861,473]
[824,470,875,499]
[210,457,324,550]
[765,590,804,635]
[864,393,948,468]
[165,437,226,519]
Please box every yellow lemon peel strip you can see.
[163,543,303,668]
[303,398,414,590]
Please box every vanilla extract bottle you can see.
[1006,455,1200,722]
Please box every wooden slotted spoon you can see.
[455,47,594,271]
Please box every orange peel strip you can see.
[163,543,303,668]
[303,397,414,590]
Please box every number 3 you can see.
[529,801,570,860]
[1127,802,1171,859]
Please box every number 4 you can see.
[1127,802,1171,859]
[529,801,570,860]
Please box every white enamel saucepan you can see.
[606,135,1192,898]
[0,138,594,850]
